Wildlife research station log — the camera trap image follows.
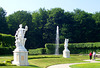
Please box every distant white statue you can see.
[63,38,70,58]
[64,39,69,51]
[15,24,28,47]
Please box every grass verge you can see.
[28,54,88,68]
[70,63,100,68]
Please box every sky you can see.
[0,0,100,16]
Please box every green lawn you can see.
[70,63,100,68]
[0,66,39,68]
[0,55,13,63]
[0,54,89,68]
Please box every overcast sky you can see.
[0,0,100,16]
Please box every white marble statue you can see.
[12,24,29,66]
[64,39,69,51]
[63,39,70,58]
[15,24,28,47]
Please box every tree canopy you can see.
[0,7,100,49]
[0,7,8,34]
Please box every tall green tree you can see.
[7,10,32,35]
[4,8,100,49]
[6,10,32,48]
[60,12,74,43]
[72,9,96,42]
[0,7,8,34]
[31,8,48,48]
[92,12,100,41]
[44,8,65,43]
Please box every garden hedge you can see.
[0,47,15,55]
[45,42,100,54]
[0,33,15,47]
[29,48,46,55]
[0,33,15,55]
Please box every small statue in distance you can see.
[63,38,70,58]
[64,39,69,51]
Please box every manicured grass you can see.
[0,66,40,68]
[70,63,100,68]
[0,56,13,62]
[28,54,88,68]
[0,54,89,68]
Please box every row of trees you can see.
[0,7,100,49]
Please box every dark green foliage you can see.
[45,43,56,54]
[70,9,96,42]
[6,10,32,49]
[1,7,100,49]
[69,42,100,48]
[0,59,13,66]
[31,8,49,48]
[0,33,15,47]
[5,59,13,65]
[0,47,15,55]
[7,10,32,35]
[0,7,8,34]
[45,42,100,54]
[29,48,46,55]
[44,8,65,43]
[0,33,15,55]
[0,63,6,66]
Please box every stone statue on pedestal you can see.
[63,39,70,58]
[12,24,29,66]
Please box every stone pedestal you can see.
[63,49,70,58]
[12,46,29,66]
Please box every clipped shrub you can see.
[29,48,46,55]
[0,63,6,66]
[5,59,13,65]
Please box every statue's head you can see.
[19,24,22,28]
[65,39,69,42]
[25,26,28,30]
[66,39,69,42]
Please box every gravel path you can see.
[47,63,83,68]
[47,60,100,68]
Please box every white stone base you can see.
[63,50,70,58]
[12,50,29,66]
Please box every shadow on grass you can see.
[29,65,40,68]
[28,56,60,59]
[0,65,40,68]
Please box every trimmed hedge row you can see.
[0,33,15,47]
[29,48,46,55]
[68,42,100,48]
[45,42,100,54]
[0,33,15,55]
